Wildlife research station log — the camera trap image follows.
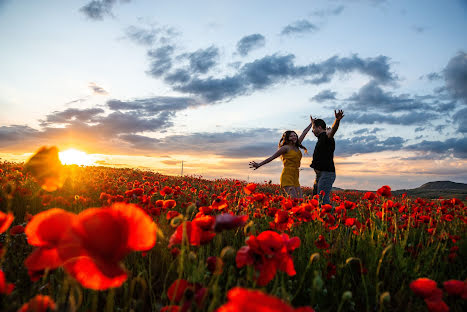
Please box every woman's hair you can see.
[278,131,307,153]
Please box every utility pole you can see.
[181,160,184,176]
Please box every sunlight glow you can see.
[59,149,95,166]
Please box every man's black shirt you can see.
[310,132,335,172]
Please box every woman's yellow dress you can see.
[280,148,302,187]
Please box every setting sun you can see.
[59,148,95,166]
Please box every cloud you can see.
[405,137,467,159]
[311,6,345,17]
[41,108,105,125]
[424,72,443,81]
[89,82,108,95]
[453,107,467,133]
[344,111,439,125]
[166,54,397,102]
[412,25,426,33]
[146,45,176,77]
[312,89,337,102]
[186,46,219,74]
[443,51,467,103]
[281,20,318,36]
[0,125,40,144]
[352,127,383,135]
[236,34,266,57]
[124,24,179,46]
[335,135,406,156]
[107,96,200,115]
[80,0,130,20]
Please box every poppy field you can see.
[0,147,466,312]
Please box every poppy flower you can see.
[24,208,76,272]
[424,298,449,312]
[58,203,157,290]
[18,295,56,312]
[168,221,215,248]
[363,192,376,201]
[0,211,14,234]
[216,287,314,312]
[0,269,14,295]
[442,280,465,296]
[410,278,439,298]
[244,183,256,195]
[160,186,173,196]
[9,224,25,235]
[214,213,248,232]
[236,231,300,286]
[165,279,207,312]
[163,199,177,210]
[315,235,329,250]
[23,146,64,192]
[376,185,392,198]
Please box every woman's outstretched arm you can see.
[298,115,313,144]
[249,146,289,170]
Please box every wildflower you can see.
[214,213,248,232]
[376,185,392,198]
[18,295,56,312]
[236,231,300,286]
[168,221,215,248]
[9,224,25,235]
[160,186,173,196]
[216,287,314,312]
[363,192,376,201]
[23,146,64,192]
[244,183,256,195]
[0,211,14,234]
[0,269,14,295]
[314,235,330,250]
[410,278,438,298]
[24,208,76,273]
[163,279,207,312]
[442,280,465,296]
[58,203,157,290]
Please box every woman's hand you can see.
[249,161,261,170]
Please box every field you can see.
[0,149,466,312]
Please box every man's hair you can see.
[314,119,326,129]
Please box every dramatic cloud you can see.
[335,135,406,156]
[453,107,467,133]
[146,45,176,77]
[107,96,200,115]
[0,125,39,144]
[165,54,397,102]
[80,0,131,20]
[344,111,439,125]
[443,51,467,103]
[236,34,266,56]
[41,108,105,125]
[187,46,219,74]
[89,82,108,95]
[312,89,337,102]
[281,20,318,36]
[405,137,467,159]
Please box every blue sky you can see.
[1,0,466,190]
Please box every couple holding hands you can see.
[249,110,344,204]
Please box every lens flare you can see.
[59,149,95,166]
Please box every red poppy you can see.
[315,235,330,250]
[214,213,248,232]
[58,203,157,290]
[363,192,376,201]
[0,269,14,295]
[424,298,449,312]
[168,221,216,248]
[212,197,228,210]
[442,280,465,296]
[216,287,314,312]
[163,200,177,210]
[376,185,392,198]
[0,211,14,234]
[244,183,257,195]
[24,208,76,272]
[166,210,181,220]
[18,295,56,312]
[410,278,439,298]
[236,231,300,286]
[165,279,207,311]
[9,224,25,235]
[160,186,173,196]
[23,146,64,192]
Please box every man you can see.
[310,110,344,205]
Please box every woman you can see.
[249,116,313,198]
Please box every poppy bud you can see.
[312,271,323,291]
[342,291,352,301]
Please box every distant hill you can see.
[333,181,467,200]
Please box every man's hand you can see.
[335,109,344,121]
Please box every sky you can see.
[1,0,467,190]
